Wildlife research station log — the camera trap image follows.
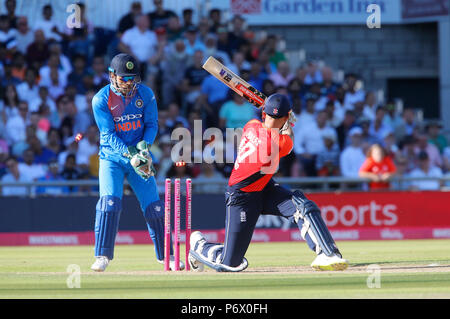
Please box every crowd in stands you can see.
[0,0,449,196]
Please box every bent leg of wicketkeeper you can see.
[262,180,348,271]
[126,164,183,270]
[92,159,126,271]
[189,188,262,272]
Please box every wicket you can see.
[164,178,192,271]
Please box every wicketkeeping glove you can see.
[125,141,156,180]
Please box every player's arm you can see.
[142,88,159,146]
[92,94,129,157]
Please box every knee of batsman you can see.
[292,190,321,222]
[144,200,165,221]
[96,195,122,213]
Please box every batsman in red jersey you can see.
[189,94,349,272]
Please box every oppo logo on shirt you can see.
[114,113,143,132]
[113,114,143,122]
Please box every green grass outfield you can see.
[0,239,450,299]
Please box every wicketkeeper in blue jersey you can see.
[90,53,183,271]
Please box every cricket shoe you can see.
[188,231,206,272]
[157,256,185,271]
[311,253,349,271]
[91,256,110,272]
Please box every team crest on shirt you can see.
[135,99,144,108]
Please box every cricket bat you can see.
[202,56,267,107]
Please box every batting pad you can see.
[94,196,122,260]
[144,200,168,261]
[292,190,341,258]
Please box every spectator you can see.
[183,26,206,57]
[391,155,410,190]
[324,99,344,128]
[208,8,222,33]
[42,68,67,101]
[294,110,337,176]
[426,121,447,154]
[35,159,69,195]
[415,133,443,169]
[27,135,56,165]
[18,148,46,180]
[382,130,399,158]
[216,25,233,59]
[320,66,338,96]
[4,0,17,29]
[383,101,402,131]
[67,54,90,94]
[369,106,390,144]
[302,61,323,85]
[0,138,9,177]
[197,17,211,43]
[39,51,71,87]
[362,91,378,122]
[394,107,417,142]
[91,55,109,89]
[119,14,158,80]
[359,117,378,146]
[76,124,98,171]
[160,39,188,107]
[198,69,230,127]
[228,51,251,75]
[147,0,177,31]
[269,60,294,88]
[0,84,20,119]
[248,61,266,92]
[5,100,28,145]
[166,103,189,129]
[408,151,443,190]
[296,96,316,130]
[0,60,21,87]
[398,135,418,173]
[181,8,194,30]
[25,29,49,70]
[0,13,17,52]
[15,16,33,54]
[117,1,142,35]
[203,33,230,65]
[359,144,397,190]
[1,156,32,196]
[343,73,365,110]
[60,153,81,192]
[227,15,247,54]
[180,50,208,113]
[46,128,63,155]
[316,132,340,177]
[10,51,26,81]
[336,110,357,150]
[340,127,366,178]
[194,162,226,193]
[32,4,62,42]
[219,93,256,130]
[166,15,183,43]
[263,34,285,68]
[63,2,94,60]
[17,67,39,104]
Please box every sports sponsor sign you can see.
[224,0,402,25]
[0,191,449,245]
[402,0,449,19]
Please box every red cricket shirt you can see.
[228,119,293,192]
[359,156,397,189]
